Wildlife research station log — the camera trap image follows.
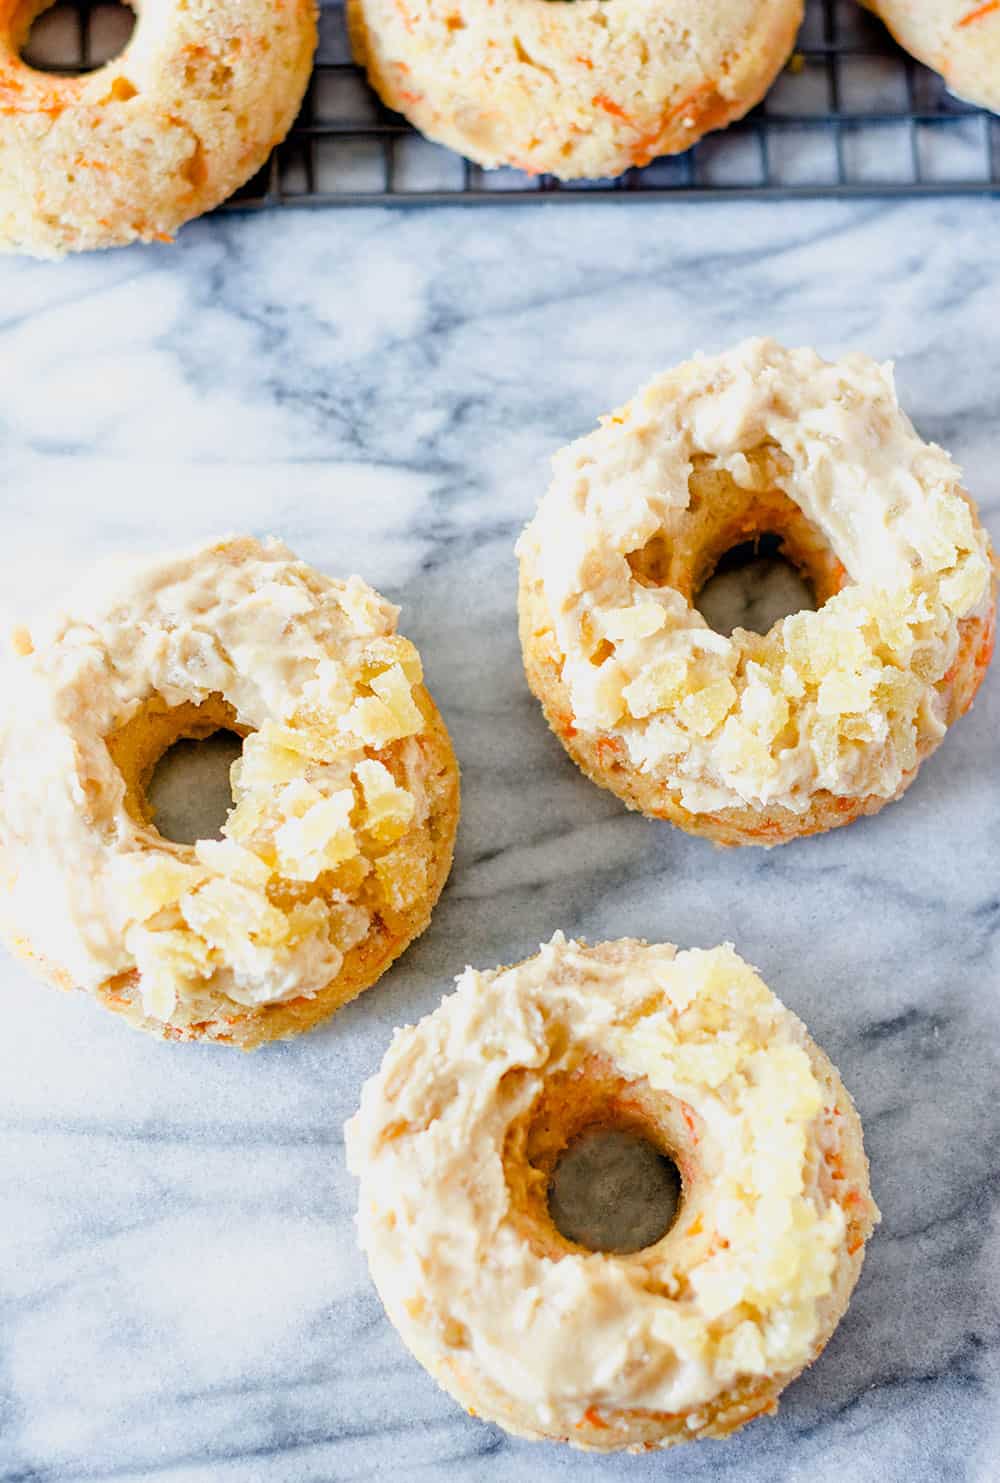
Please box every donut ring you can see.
[862,0,1000,117]
[517,339,996,846]
[346,0,803,181]
[0,537,460,1048]
[0,0,317,257]
[347,934,879,1451]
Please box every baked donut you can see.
[862,0,1000,116]
[346,934,879,1451]
[0,537,460,1048]
[0,0,317,257]
[346,0,803,181]
[517,339,996,847]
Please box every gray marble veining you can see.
[0,198,998,1483]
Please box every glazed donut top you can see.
[347,934,851,1423]
[0,537,432,1021]
[517,339,993,815]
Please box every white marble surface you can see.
[1,198,999,1483]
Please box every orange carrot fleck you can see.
[580,1406,610,1430]
[593,93,633,125]
[957,0,999,23]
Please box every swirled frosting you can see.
[0,537,434,1023]
[347,934,876,1429]
[517,339,993,813]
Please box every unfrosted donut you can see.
[517,339,996,846]
[0,0,316,257]
[863,0,1000,116]
[346,0,803,180]
[346,934,879,1451]
[0,536,460,1047]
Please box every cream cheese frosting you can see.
[346,934,875,1430]
[517,339,993,814]
[0,536,435,1025]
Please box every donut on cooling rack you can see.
[0,0,317,257]
[0,537,460,1047]
[346,0,804,180]
[347,933,879,1451]
[517,338,996,847]
[862,0,1000,116]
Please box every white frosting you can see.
[347,935,872,1430]
[517,339,993,813]
[0,537,433,1022]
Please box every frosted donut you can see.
[0,537,460,1048]
[862,0,1000,116]
[346,934,879,1451]
[0,0,317,257]
[517,338,996,847]
[346,0,803,181]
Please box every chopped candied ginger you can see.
[193,837,271,886]
[715,718,776,792]
[375,843,429,915]
[357,636,423,686]
[678,677,737,737]
[604,944,844,1363]
[274,785,359,882]
[341,663,424,746]
[299,658,354,717]
[623,654,689,719]
[816,668,875,716]
[571,658,627,729]
[114,853,206,923]
[601,602,666,643]
[234,724,309,790]
[337,574,396,633]
[355,759,416,842]
[125,921,217,1022]
[182,877,290,951]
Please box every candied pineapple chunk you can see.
[623,654,689,719]
[355,759,416,841]
[678,677,737,737]
[816,668,875,716]
[358,636,423,686]
[337,574,392,633]
[182,878,289,950]
[114,854,206,923]
[236,724,308,789]
[194,837,271,886]
[340,664,424,747]
[125,922,217,1022]
[601,602,666,643]
[375,844,428,914]
[572,658,627,728]
[275,788,359,882]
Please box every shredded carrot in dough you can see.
[957,0,1000,23]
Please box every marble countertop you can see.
[1,197,998,1483]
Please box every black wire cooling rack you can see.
[25,0,1000,203]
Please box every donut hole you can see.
[548,1128,682,1255]
[147,731,243,846]
[504,1057,691,1259]
[17,0,135,76]
[695,531,817,638]
[627,449,850,638]
[106,694,249,848]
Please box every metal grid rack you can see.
[24,0,1000,203]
